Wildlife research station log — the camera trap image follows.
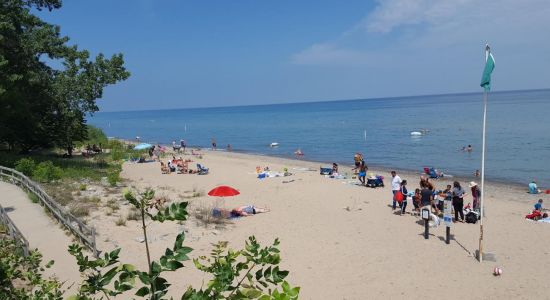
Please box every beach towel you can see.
[538,217,550,223]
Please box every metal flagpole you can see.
[478,45,490,263]
[478,89,487,262]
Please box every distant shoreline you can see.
[118,138,536,198]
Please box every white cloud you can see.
[364,0,474,33]
[292,0,550,68]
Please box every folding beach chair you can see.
[197,164,209,175]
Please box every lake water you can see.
[89,89,550,186]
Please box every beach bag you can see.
[394,191,404,203]
[465,212,478,224]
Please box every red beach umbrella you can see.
[207,185,240,197]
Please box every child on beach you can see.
[534,199,544,211]
[412,188,421,215]
[399,180,408,215]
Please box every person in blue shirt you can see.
[528,181,539,194]
[534,199,543,211]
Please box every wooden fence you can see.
[0,166,98,257]
[0,204,30,256]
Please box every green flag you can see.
[480,49,495,91]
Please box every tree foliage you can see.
[0,0,129,152]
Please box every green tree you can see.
[0,0,129,153]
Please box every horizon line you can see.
[96,87,550,114]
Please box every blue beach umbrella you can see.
[134,143,153,150]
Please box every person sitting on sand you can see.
[160,162,170,174]
[231,205,270,217]
[332,163,338,174]
[167,160,175,173]
[534,199,544,211]
[529,181,540,194]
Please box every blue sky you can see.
[40,0,550,111]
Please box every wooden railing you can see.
[0,166,98,257]
[0,204,30,256]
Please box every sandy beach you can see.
[83,149,550,299]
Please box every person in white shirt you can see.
[391,171,402,210]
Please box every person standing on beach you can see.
[211,138,217,150]
[420,182,433,212]
[353,153,362,174]
[419,176,434,191]
[469,182,480,210]
[399,180,408,215]
[391,171,402,210]
[358,160,367,185]
[180,139,186,153]
[452,181,466,222]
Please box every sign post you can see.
[422,208,430,239]
[443,193,452,244]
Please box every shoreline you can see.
[118,137,535,192]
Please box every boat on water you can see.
[270,142,279,147]
[411,128,429,136]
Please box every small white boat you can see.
[270,142,279,147]
[410,131,422,136]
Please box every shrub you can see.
[33,161,62,183]
[0,239,64,298]
[126,208,140,221]
[70,204,91,217]
[110,149,125,161]
[79,184,87,191]
[14,158,36,176]
[105,199,120,211]
[191,201,229,227]
[107,164,122,187]
[115,216,126,226]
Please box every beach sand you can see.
[86,149,549,299]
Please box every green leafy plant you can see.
[107,164,122,187]
[33,161,63,183]
[0,239,64,299]
[67,188,300,299]
[14,158,36,176]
